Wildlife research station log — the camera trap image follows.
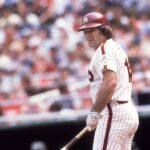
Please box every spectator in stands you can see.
[49,83,82,112]
[0,0,150,115]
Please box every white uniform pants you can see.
[93,101,139,150]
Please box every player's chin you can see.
[88,43,96,49]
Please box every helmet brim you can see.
[77,23,103,32]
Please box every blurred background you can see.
[0,0,150,150]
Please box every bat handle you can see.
[76,126,90,138]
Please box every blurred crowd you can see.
[0,0,150,116]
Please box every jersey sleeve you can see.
[101,42,117,73]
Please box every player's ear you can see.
[98,26,113,39]
[98,26,105,35]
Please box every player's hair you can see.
[98,25,113,39]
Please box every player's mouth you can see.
[87,39,93,43]
[87,40,94,48]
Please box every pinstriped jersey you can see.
[88,38,132,103]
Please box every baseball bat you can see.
[60,126,90,150]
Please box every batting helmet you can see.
[78,12,108,31]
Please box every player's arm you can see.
[86,44,117,131]
[86,68,117,131]
[91,68,117,113]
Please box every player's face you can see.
[83,28,103,49]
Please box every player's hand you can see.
[86,111,102,131]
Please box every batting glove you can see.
[86,111,102,131]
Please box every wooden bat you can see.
[60,126,90,150]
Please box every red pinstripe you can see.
[102,103,113,150]
[101,42,105,55]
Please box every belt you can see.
[116,101,128,104]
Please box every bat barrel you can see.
[63,137,78,150]
[60,127,89,150]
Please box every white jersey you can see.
[88,38,132,103]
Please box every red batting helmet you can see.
[77,12,108,31]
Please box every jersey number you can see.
[124,58,132,82]
[88,70,94,82]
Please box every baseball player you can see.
[78,12,139,150]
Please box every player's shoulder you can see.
[99,38,115,55]
[104,38,117,50]
[104,39,126,54]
